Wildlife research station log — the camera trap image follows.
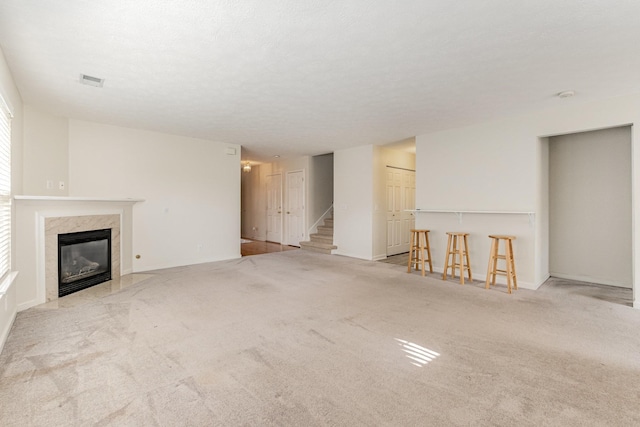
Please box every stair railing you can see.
[308,204,333,236]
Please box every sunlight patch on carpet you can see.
[395,338,440,367]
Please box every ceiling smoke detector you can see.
[557,90,575,99]
[80,74,105,87]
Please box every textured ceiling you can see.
[1,0,640,162]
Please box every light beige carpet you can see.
[1,250,639,426]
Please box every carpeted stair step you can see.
[299,240,337,255]
[316,225,334,236]
[310,233,334,244]
[301,211,336,254]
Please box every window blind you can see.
[0,96,11,281]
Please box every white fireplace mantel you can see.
[14,195,145,203]
[14,196,143,311]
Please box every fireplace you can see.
[58,229,112,297]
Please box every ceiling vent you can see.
[79,74,105,87]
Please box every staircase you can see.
[300,214,337,255]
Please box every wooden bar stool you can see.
[485,235,518,294]
[442,232,472,284]
[407,229,433,276]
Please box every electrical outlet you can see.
[58,181,65,190]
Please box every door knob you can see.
[287,211,290,214]
[278,211,281,214]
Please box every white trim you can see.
[14,196,144,202]
[410,209,534,214]
[133,255,242,273]
[0,90,13,118]
[549,272,633,290]
[0,270,17,295]
[410,209,535,226]
[0,271,18,354]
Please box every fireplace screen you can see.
[58,229,112,297]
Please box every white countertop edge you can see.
[14,195,145,203]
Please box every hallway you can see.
[241,239,299,257]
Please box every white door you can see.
[285,170,305,246]
[266,173,282,243]
[386,167,415,256]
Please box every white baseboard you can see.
[549,272,632,289]
[134,254,242,273]
[332,251,373,261]
[17,298,40,312]
[0,309,16,355]
[425,266,539,290]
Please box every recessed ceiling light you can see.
[557,90,575,98]
[273,155,280,158]
[80,74,105,88]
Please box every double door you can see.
[265,170,305,246]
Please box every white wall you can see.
[334,145,374,259]
[68,120,241,271]
[334,145,415,260]
[549,126,632,288]
[416,93,640,308]
[23,105,69,195]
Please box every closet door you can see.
[266,173,282,243]
[285,170,305,246]
[386,167,415,256]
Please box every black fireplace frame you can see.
[58,228,112,297]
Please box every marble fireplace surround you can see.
[45,214,120,302]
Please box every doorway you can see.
[386,166,415,256]
[548,126,632,288]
